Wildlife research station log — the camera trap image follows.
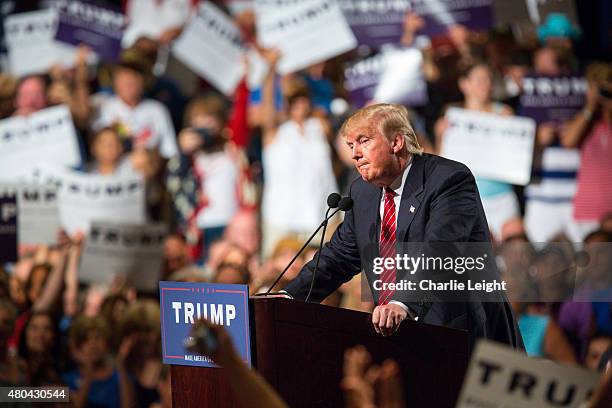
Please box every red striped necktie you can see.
[379,187,397,305]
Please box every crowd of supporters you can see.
[0,0,611,407]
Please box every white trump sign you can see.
[4,8,79,76]
[0,105,82,178]
[456,340,599,408]
[441,108,536,185]
[0,184,61,245]
[256,0,357,74]
[173,3,250,95]
[80,221,166,292]
[28,164,146,234]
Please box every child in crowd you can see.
[167,94,255,261]
[64,315,130,408]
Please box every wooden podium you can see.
[171,298,469,408]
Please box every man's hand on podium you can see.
[372,304,408,337]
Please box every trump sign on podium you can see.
[159,281,251,368]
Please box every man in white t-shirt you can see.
[92,61,178,158]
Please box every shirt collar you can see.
[385,156,413,197]
[115,95,138,111]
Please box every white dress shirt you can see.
[282,159,416,318]
[378,160,413,316]
[378,160,412,226]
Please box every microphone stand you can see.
[261,207,342,295]
[305,207,332,302]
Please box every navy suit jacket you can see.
[284,153,524,351]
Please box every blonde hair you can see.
[119,300,161,337]
[339,103,423,155]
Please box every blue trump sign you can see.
[159,281,251,368]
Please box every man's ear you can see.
[392,133,405,153]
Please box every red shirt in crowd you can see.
[574,120,612,221]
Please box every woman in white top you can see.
[260,51,338,257]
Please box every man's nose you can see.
[351,144,361,159]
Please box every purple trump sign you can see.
[345,48,428,108]
[412,0,494,37]
[0,192,18,263]
[340,0,494,48]
[159,281,251,368]
[340,0,409,48]
[519,74,587,124]
[54,0,125,62]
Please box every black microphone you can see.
[338,196,354,211]
[305,196,353,302]
[262,194,351,296]
[327,193,341,209]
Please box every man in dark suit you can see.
[284,103,523,350]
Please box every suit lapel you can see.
[363,184,382,254]
[397,154,425,241]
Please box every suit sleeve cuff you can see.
[279,290,294,299]
[389,301,417,320]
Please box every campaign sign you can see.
[345,48,428,108]
[0,105,82,178]
[256,0,357,74]
[160,281,251,368]
[456,340,599,408]
[0,184,61,246]
[412,0,494,37]
[80,222,166,291]
[0,192,18,263]
[54,0,125,61]
[519,74,587,124]
[4,9,79,76]
[172,2,249,96]
[28,164,146,234]
[17,185,60,245]
[441,108,536,185]
[339,0,408,48]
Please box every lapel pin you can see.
[409,205,415,213]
